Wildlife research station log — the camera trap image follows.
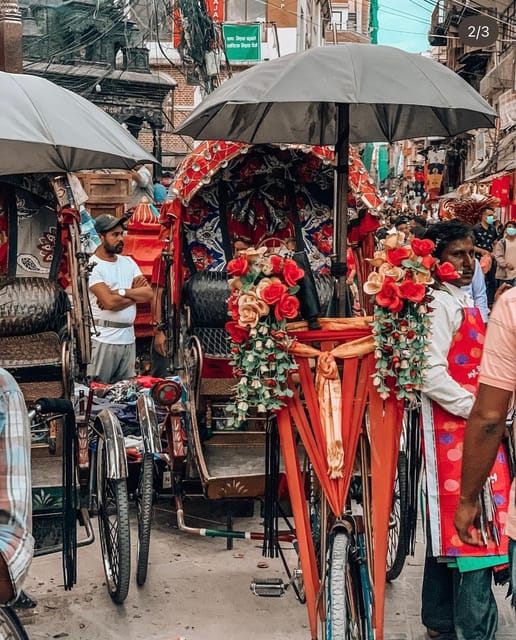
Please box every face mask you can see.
[507,228,516,237]
[486,215,494,225]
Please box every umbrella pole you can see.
[334,103,350,318]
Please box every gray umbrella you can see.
[175,44,497,145]
[0,71,156,174]
[175,44,496,313]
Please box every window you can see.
[225,0,265,22]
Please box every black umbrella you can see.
[176,44,497,298]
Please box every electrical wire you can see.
[379,5,433,26]
[410,0,516,29]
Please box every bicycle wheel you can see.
[0,607,29,640]
[96,436,131,604]
[135,453,154,586]
[386,451,409,582]
[327,531,350,639]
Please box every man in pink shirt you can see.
[454,284,516,602]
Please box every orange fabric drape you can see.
[280,320,404,640]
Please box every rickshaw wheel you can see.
[386,451,409,582]
[327,531,350,639]
[135,452,154,586]
[97,436,131,604]
[0,607,29,640]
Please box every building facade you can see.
[429,0,516,217]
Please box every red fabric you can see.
[490,174,511,206]
[429,308,510,557]
[201,357,233,378]
[151,255,166,287]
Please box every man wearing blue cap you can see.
[88,214,153,383]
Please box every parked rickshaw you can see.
[129,140,411,640]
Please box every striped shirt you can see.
[0,368,33,602]
[478,287,516,539]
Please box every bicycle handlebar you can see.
[35,398,74,415]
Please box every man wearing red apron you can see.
[421,220,510,640]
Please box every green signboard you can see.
[222,24,261,63]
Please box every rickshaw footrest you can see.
[250,577,287,597]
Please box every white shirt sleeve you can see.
[468,259,489,323]
[422,287,476,419]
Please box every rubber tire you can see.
[386,451,409,582]
[327,531,350,640]
[136,453,154,586]
[97,436,131,604]
[0,607,29,640]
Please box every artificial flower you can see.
[375,278,402,310]
[363,271,384,295]
[363,235,443,401]
[411,238,435,256]
[398,279,426,303]
[386,246,412,267]
[282,258,305,287]
[435,261,460,282]
[227,255,249,276]
[274,293,300,321]
[225,321,249,344]
[226,246,299,426]
[259,281,288,305]
[378,263,405,281]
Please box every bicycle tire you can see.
[135,453,154,586]
[0,607,29,640]
[386,451,409,582]
[96,436,131,604]
[328,531,350,639]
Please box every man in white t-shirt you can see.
[88,214,153,383]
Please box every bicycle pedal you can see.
[250,577,287,597]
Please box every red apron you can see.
[422,306,510,558]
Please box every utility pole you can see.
[0,0,22,72]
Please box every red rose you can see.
[225,321,249,344]
[270,255,283,275]
[435,261,460,282]
[261,282,288,304]
[282,259,305,286]
[375,278,403,312]
[420,255,436,270]
[399,280,426,303]
[386,246,412,267]
[228,293,240,320]
[411,238,435,257]
[274,293,300,321]
[227,255,249,276]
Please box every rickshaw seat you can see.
[0,277,69,337]
[0,278,70,400]
[183,271,230,328]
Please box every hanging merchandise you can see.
[425,148,447,200]
[490,174,511,206]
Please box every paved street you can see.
[18,498,515,639]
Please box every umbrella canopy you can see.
[0,72,156,174]
[176,44,497,145]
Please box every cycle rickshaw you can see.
[0,77,161,623]
[132,140,411,640]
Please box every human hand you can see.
[494,282,512,304]
[133,275,149,288]
[153,330,167,357]
[454,498,483,546]
[506,262,514,270]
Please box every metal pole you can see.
[334,103,350,317]
[0,0,22,73]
